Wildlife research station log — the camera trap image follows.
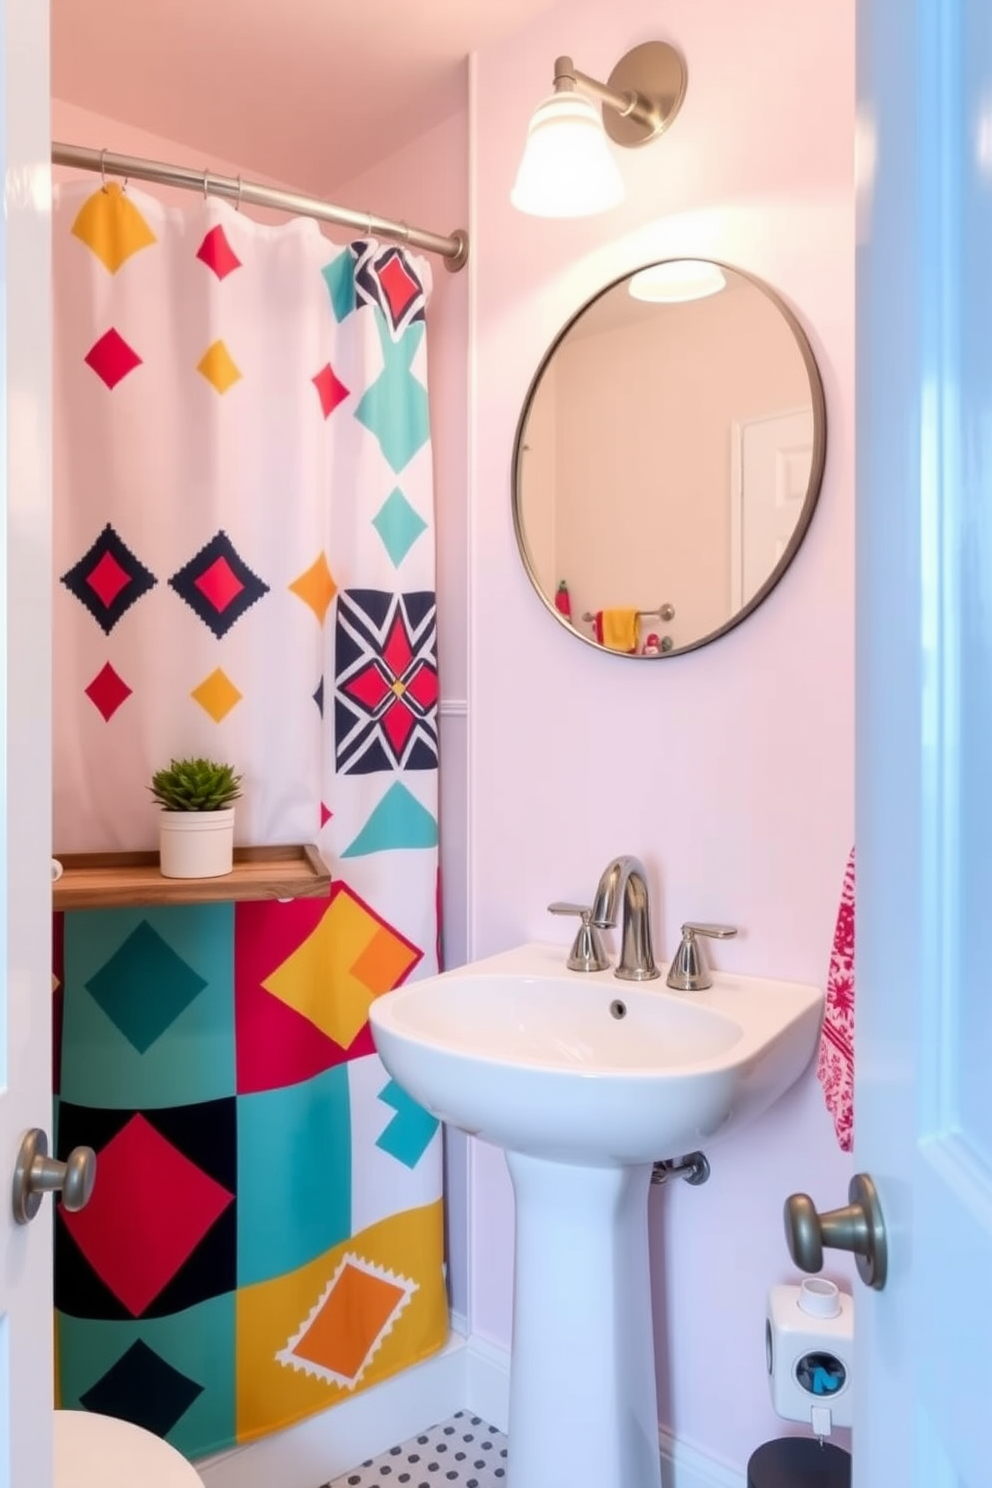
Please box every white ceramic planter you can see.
[158,807,235,879]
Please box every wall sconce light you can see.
[511,41,687,219]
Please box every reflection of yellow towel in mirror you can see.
[599,608,640,653]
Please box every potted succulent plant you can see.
[150,757,243,879]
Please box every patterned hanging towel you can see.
[817,848,855,1152]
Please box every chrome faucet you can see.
[590,855,660,981]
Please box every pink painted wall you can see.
[469,0,855,1469]
[52,99,312,220]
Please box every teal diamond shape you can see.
[355,318,429,473]
[372,487,428,567]
[376,1080,439,1168]
[321,252,356,322]
[85,921,209,1054]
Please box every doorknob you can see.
[12,1127,97,1225]
[783,1171,887,1291]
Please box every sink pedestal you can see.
[369,944,824,1483]
[505,1152,661,1488]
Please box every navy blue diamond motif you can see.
[352,242,426,338]
[80,1338,204,1438]
[60,524,157,635]
[169,530,270,639]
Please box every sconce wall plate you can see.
[602,41,687,147]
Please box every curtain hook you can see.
[365,209,372,237]
[235,174,243,212]
[100,148,108,190]
[400,220,411,247]
[203,168,209,202]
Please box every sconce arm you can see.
[552,55,652,129]
[551,43,687,148]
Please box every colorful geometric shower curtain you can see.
[51,180,447,1458]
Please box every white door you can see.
[730,408,814,608]
[0,3,56,1487]
[855,1,990,1484]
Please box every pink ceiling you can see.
[51,0,558,194]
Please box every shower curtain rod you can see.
[51,142,470,272]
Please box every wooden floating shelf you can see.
[52,844,332,912]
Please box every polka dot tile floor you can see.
[326,1412,508,1487]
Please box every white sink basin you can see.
[369,941,822,1164]
[370,940,823,1488]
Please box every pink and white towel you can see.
[817,848,855,1152]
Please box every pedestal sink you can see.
[369,942,822,1488]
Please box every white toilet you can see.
[55,1410,204,1486]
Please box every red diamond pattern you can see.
[382,614,414,677]
[320,802,333,828]
[84,329,142,390]
[86,550,131,608]
[84,662,132,721]
[381,699,416,755]
[378,255,419,324]
[346,665,391,711]
[312,364,350,420]
[169,532,269,639]
[59,1114,233,1317]
[333,591,439,773]
[194,556,245,612]
[404,661,439,711]
[196,225,242,280]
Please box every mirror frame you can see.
[511,259,828,659]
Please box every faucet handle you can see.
[666,922,738,991]
[683,922,738,941]
[547,902,611,974]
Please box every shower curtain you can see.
[51,180,447,1458]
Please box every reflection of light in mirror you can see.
[628,259,726,303]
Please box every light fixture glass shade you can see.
[628,260,728,303]
[511,92,625,218]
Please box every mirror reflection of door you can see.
[513,261,827,658]
[732,406,816,609]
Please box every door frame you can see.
[0,2,56,1487]
[728,404,812,610]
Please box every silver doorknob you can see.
[784,1171,887,1290]
[12,1127,97,1225]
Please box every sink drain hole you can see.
[609,999,627,1019]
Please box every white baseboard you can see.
[462,1331,510,1432]
[449,1308,469,1339]
[196,1329,470,1488]
[194,1325,743,1488]
[659,1425,746,1488]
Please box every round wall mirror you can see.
[512,259,827,658]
